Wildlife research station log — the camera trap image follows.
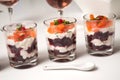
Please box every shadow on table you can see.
[0,57,9,71]
[76,44,87,59]
[37,50,48,65]
[113,39,120,53]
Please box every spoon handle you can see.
[44,65,75,70]
[43,62,95,71]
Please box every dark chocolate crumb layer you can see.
[8,45,22,56]
[27,39,38,53]
[7,38,38,62]
[87,31,114,42]
[86,31,113,51]
[48,34,76,47]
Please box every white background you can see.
[0,0,120,80]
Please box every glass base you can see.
[49,52,76,62]
[9,57,38,69]
[88,49,113,56]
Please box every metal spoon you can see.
[44,62,95,71]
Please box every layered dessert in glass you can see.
[3,21,38,68]
[44,17,76,62]
[83,14,116,56]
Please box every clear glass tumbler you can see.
[44,17,77,62]
[1,21,38,68]
[83,13,116,56]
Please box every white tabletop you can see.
[0,0,120,80]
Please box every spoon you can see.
[44,62,95,71]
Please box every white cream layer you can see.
[7,37,35,50]
[48,44,76,53]
[91,36,113,46]
[20,50,37,59]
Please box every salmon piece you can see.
[48,24,65,33]
[66,24,74,29]
[56,24,65,32]
[50,22,54,26]
[105,20,113,27]
[8,36,14,39]
[90,14,95,20]
[86,21,99,32]
[14,31,26,42]
[96,15,108,20]
[64,24,74,32]
[28,29,36,38]
[48,25,56,34]
[97,19,107,28]
[48,27,53,33]
[86,21,93,32]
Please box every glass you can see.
[46,0,72,17]
[0,0,19,22]
[83,13,116,56]
[44,17,77,62]
[1,21,38,68]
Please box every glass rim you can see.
[43,17,77,26]
[83,13,116,20]
[2,21,37,32]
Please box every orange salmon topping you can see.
[86,14,112,32]
[48,19,74,34]
[90,14,95,20]
[8,26,36,42]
